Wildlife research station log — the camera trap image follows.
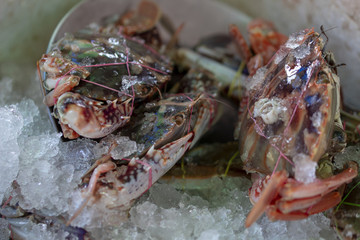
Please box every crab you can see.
[39,31,172,139]
[66,66,220,225]
[237,27,359,227]
[36,0,226,226]
[85,0,172,50]
[229,19,288,76]
[117,0,162,36]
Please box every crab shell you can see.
[238,28,341,182]
[40,32,172,139]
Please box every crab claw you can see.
[117,0,162,35]
[245,162,358,228]
[44,75,80,106]
[56,92,132,139]
[245,170,288,228]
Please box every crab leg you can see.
[267,191,341,221]
[245,162,358,226]
[245,170,288,228]
[67,132,194,226]
[59,122,80,139]
[305,191,342,215]
[266,206,308,221]
[276,194,324,214]
[229,24,251,63]
[44,76,80,106]
[141,132,194,181]
[66,161,116,226]
[280,162,358,200]
[81,143,118,180]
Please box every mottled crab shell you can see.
[52,33,172,101]
[41,32,172,138]
[238,28,341,179]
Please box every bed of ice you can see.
[0,62,340,239]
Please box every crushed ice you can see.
[293,153,317,183]
[293,42,311,59]
[285,30,307,49]
[0,104,23,202]
[86,178,337,240]
[246,66,267,91]
[310,111,322,129]
[0,70,339,239]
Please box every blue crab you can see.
[39,31,172,139]
[36,0,225,226]
[237,27,359,227]
[65,67,220,224]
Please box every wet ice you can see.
[87,177,337,240]
[293,153,317,183]
[246,66,267,91]
[0,104,23,203]
[0,75,340,239]
[0,218,10,240]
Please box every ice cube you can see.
[198,229,220,240]
[59,138,96,172]
[68,190,129,229]
[293,153,317,183]
[0,218,10,240]
[0,104,23,203]
[110,135,141,160]
[17,99,40,128]
[293,42,311,59]
[15,131,89,216]
[16,221,69,240]
[246,66,267,91]
[285,30,306,49]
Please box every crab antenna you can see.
[165,22,185,53]
[66,196,91,226]
[319,25,337,53]
[319,25,329,52]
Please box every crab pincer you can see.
[65,64,221,225]
[229,19,288,76]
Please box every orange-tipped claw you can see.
[245,162,358,227]
[280,162,358,200]
[229,24,252,63]
[66,161,116,226]
[245,170,288,228]
[266,191,341,221]
[118,0,162,35]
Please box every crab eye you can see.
[172,113,185,126]
[133,84,153,98]
[316,71,330,84]
[139,86,151,96]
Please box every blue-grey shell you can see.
[238,28,340,175]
